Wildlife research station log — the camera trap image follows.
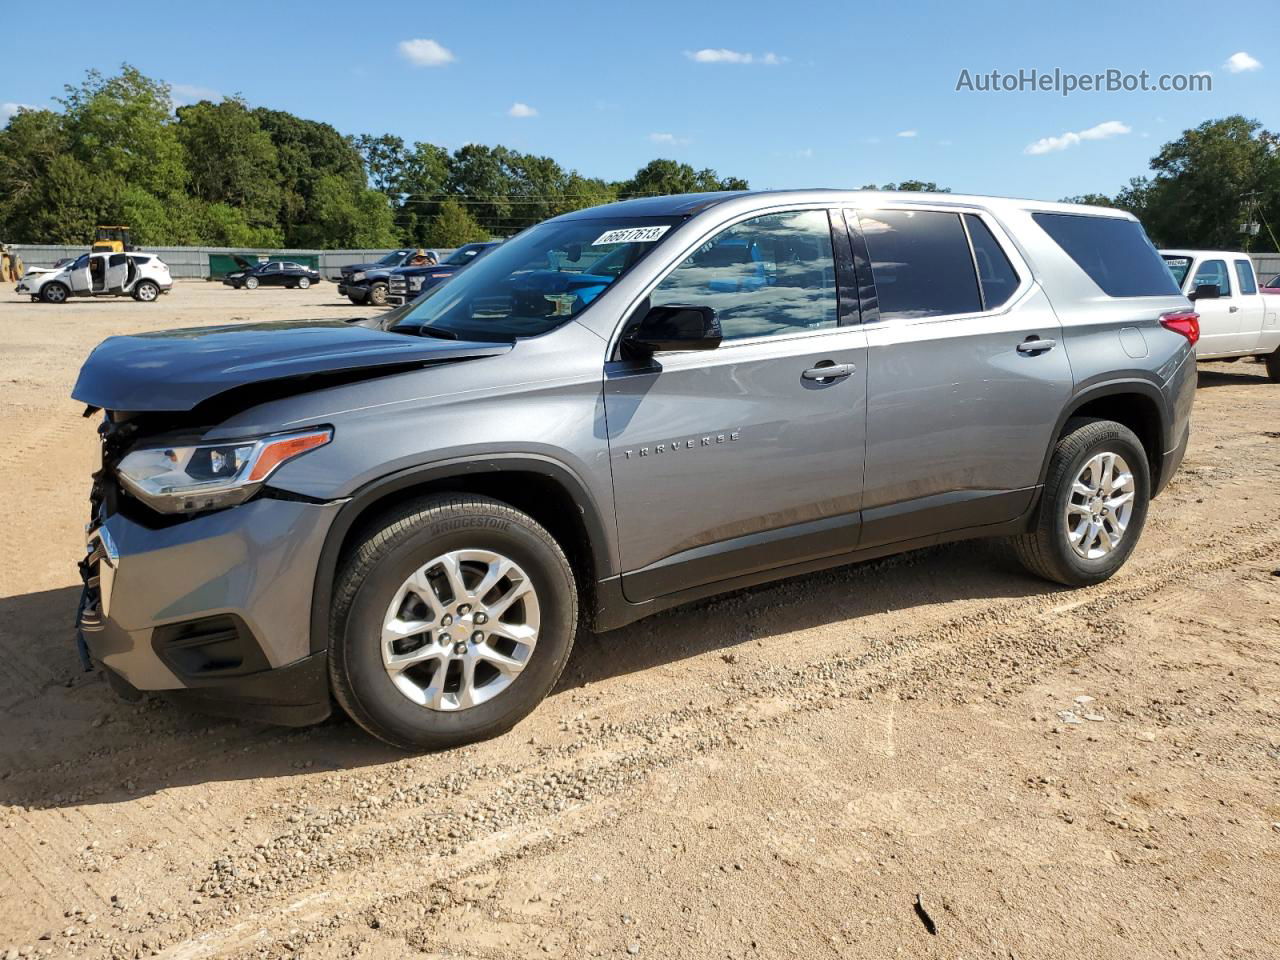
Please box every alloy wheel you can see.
[1064,451,1135,560]
[380,549,540,711]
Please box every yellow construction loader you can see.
[91,226,132,253]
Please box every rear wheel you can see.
[1265,348,1280,383]
[330,494,577,750]
[244,275,259,290]
[297,276,311,290]
[40,282,69,304]
[1012,418,1150,587]
[133,280,159,302]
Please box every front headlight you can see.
[116,428,332,514]
[350,271,366,282]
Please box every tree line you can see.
[0,65,747,249]
[1,65,1276,252]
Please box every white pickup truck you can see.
[1160,250,1280,381]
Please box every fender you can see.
[307,453,615,654]
[1038,374,1170,486]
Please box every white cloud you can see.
[686,48,786,65]
[1024,120,1130,156]
[398,38,456,67]
[508,102,538,118]
[1,102,36,121]
[896,129,918,138]
[1223,51,1261,73]
[648,132,690,145]
[169,83,222,106]
[794,147,813,159]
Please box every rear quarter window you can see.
[1234,260,1257,295]
[1032,212,1179,298]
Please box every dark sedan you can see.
[223,259,322,290]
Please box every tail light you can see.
[1160,310,1199,346]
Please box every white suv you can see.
[17,251,173,304]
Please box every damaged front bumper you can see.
[76,496,343,725]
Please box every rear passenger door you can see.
[851,207,1072,547]
[1232,259,1267,352]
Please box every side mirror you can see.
[625,305,722,354]
[1189,283,1220,301]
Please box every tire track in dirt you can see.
[75,517,1279,960]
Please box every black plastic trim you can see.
[623,511,862,603]
[1042,376,1171,485]
[308,454,614,654]
[860,487,1036,549]
[161,652,331,727]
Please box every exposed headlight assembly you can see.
[350,271,367,282]
[116,428,332,514]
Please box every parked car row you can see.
[74,189,1212,750]
[339,242,500,306]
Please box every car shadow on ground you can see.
[1196,365,1271,387]
[0,540,1054,809]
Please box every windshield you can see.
[377,249,412,266]
[1162,254,1192,287]
[387,218,676,342]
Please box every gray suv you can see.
[72,190,1197,749]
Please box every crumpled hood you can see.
[71,320,511,412]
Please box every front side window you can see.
[963,214,1019,310]
[649,210,837,340]
[1033,212,1179,297]
[1234,260,1257,295]
[393,217,676,342]
[859,209,981,320]
[263,262,282,274]
[1191,259,1231,296]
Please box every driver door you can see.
[68,254,93,294]
[1187,258,1240,354]
[605,208,868,603]
[261,262,284,285]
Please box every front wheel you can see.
[329,494,578,751]
[1011,418,1150,587]
[244,276,259,290]
[368,282,388,307]
[41,282,69,304]
[133,280,159,302]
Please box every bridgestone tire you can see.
[1011,418,1150,587]
[329,494,578,751]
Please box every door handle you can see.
[1016,337,1056,355]
[1228,305,1239,313]
[802,362,856,382]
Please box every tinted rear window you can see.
[859,209,981,320]
[963,214,1019,309]
[1033,213,1179,297]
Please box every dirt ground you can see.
[1,280,1278,960]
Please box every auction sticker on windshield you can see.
[592,225,671,245]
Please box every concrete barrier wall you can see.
[11,246,458,280]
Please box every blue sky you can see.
[1,0,1274,201]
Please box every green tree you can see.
[0,108,67,238]
[14,154,122,244]
[422,197,489,246]
[1140,116,1279,249]
[175,97,281,229]
[618,159,748,198]
[861,180,950,192]
[296,175,397,247]
[355,133,408,195]
[58,65,188,201]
